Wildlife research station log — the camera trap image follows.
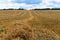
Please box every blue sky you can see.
[0,0,60,10]
[12,0,42,4]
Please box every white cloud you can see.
[53,0,60,2]
[0,3,25,9]
[0,0,60,10]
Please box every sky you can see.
[0,0,60,10]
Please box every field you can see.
[0,10,60,40]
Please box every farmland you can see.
[0,10,60,40]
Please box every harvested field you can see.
[0,10,60,40]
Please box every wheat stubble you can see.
[0,10,60,40]
[2,20,59,40]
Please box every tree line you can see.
[1,8,60,10]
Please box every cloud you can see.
[0,3,26,9]
[12,0,25,3]
[0,0,60,10]
[53,0,60,2]
[12,0,41,4]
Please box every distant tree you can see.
[33,9,41,10]
[7,8,14,10]
[51,8,60,10]
[18,8,24,10]
[44,8,50,10]
[2,8,25,10]
[2,8,14,10]
[33,8,51,10]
